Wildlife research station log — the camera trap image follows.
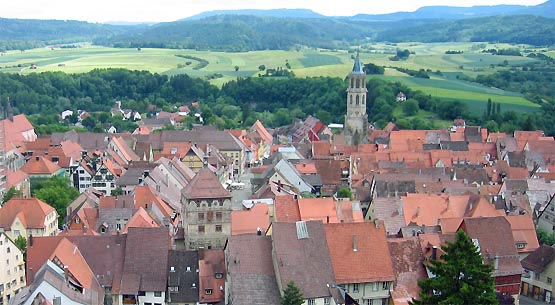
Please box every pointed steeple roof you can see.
[181,168,231,199]
[351,52,364,74]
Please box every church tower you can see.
[344,53,369,146]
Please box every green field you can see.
[0,42,543,112]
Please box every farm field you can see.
[0,42,543,112]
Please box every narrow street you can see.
[520,295,550,305]
[230,170,254,210]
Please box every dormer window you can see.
[516,243,526,249]
[205,289,213,295]
[215,273,223,279]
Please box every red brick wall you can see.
[495,275,522,295]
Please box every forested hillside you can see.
[0,18,136,51]
[93,15,391,51]
[377,15,555,45]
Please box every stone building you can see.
[344,53,369,146]
[182,165,232,250]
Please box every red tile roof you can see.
[251,120,273,144]
[388,237,427,305]
[6,169,29,188]
[121,207,159,233]
[324,222,395,284]
[198,249,226,304]
[274,195,301,222]
[505,214,540,254]
[231,204,271,235]
[49,238,96,289]
[182,168,231,200]
[20,156,62,175]
[0,198,56,229]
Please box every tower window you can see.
[356,79,360,88]
[351,79,354,88]
[363,96,366,105]
[356,96,360,105]
[350,95,353,105]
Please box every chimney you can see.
[6,96,13,122]
[35,156,40,161]
[432,246,438,260]
[53,297,61,305]
[352,235,358,252]
[374,218,380,229]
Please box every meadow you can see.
[0,42,542,113]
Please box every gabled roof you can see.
[250,120,273,144]
[6,169,29,188]
[168,250,199,303]
[274,195,301,222]
[134,185,175,219]
[324,222,394,284]
[121,207,159,233]
[459,217,523,277]
[231,204,270,235]
[227,235,281,305]
[505,214,540,253]
[198,249,226,304]
[271,221,336,299]
[119,227,170,294]
[21,156,62,175]
[0,198,56,229]
[182,168,231,200]
[521,245,555,273]
[388,237,427,305]
[49,238,96,289]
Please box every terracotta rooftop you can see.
[198,249,226,304]
[182,168,231,200]
[505,214,540,253]
[324,222,395,284]
[274,195,301,222]
[388,237,427,305]
[21,156,62,175]
[0,197,56,229]
[231,204,271,235]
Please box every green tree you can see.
[14,235,27,260]
[234,65,239,72]
[2,187,23,205]
[258,64,266,71]
[33,176,79,225]
[402,100,420,116]
[337,187,352,199]
[280,281,304,305]
[410,230,497,305]
[81,116,97,130]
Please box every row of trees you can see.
[0,68,551,134]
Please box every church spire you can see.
[352,51,364,74]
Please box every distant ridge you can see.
[349,1,555,21]
[183,8,325,21]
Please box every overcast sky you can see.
[2,0,547,23]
